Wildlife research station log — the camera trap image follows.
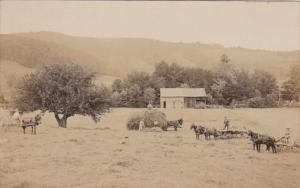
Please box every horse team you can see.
[161,118,279,154]
[190,123,279,153]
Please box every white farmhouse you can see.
[160,88,207,109]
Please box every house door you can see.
[163,101,166,108]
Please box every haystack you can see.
[126,109,167,130]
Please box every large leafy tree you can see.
[251,69,278,98]
[143,87,156,104]
[153,61,185,88]
[281,64,300,101]
[126,84,143,107]
[124,71,151,91]
[183,68,214,92]
[111,79,124,93]
[232,69,255,101]
[211,54,238,105]
[15,63,111,128]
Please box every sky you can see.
[0,1,299,51]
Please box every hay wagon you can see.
[1,109,43,134]
[275,128,300,153]
[218,129,247,139]
[276,141,300,153]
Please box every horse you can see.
[190,124,206,140]
[21,112,44,135]
[203,127,219,140]
[248,130,277,153]
[162,118,183,131]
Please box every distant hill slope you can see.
[0,60,34,100]
[1,31,300,81]
[0,34,108,74]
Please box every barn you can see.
[160,88,207,109]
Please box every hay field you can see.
[0,108,299,188]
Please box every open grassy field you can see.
[0,108,299,188]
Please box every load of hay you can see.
[126,109,167,130]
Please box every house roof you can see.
[160,88,207,97]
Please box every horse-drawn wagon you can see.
[21,114,42,135]
[275,128,300,152]
[1,109,43,135]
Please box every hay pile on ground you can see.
[126,109,167,130]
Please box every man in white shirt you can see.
[139,119,145,131]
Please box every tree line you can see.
[111,54,299,108]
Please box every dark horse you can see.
[162,118,183,131]
[190,124,206,140]
[248,130,277,153]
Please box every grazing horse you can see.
[190,124,206,140]
[162,118,183,131]
[21,113,43,135]
[248,130,277,153]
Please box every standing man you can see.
[224,116,229,130]
[139,119,145,131]
[285,128,291,144]
[12,109,21,125]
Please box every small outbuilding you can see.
[160,88,207,109]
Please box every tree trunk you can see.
[54,113,68,128]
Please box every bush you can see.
[126,109,167,130]
[248,97,265,108]
[280,100,300,107]
[248,94,278,108]
[264,94,278,107]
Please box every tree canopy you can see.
[281,64,300,101]
[15,63,111,128]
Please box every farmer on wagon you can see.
[224,116,229,130]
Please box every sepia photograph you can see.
[0,1,299,188]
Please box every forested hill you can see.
[1,31,299,81]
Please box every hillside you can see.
[1,31,299,93]
[0,60,34,100]
[17,32,300,80]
